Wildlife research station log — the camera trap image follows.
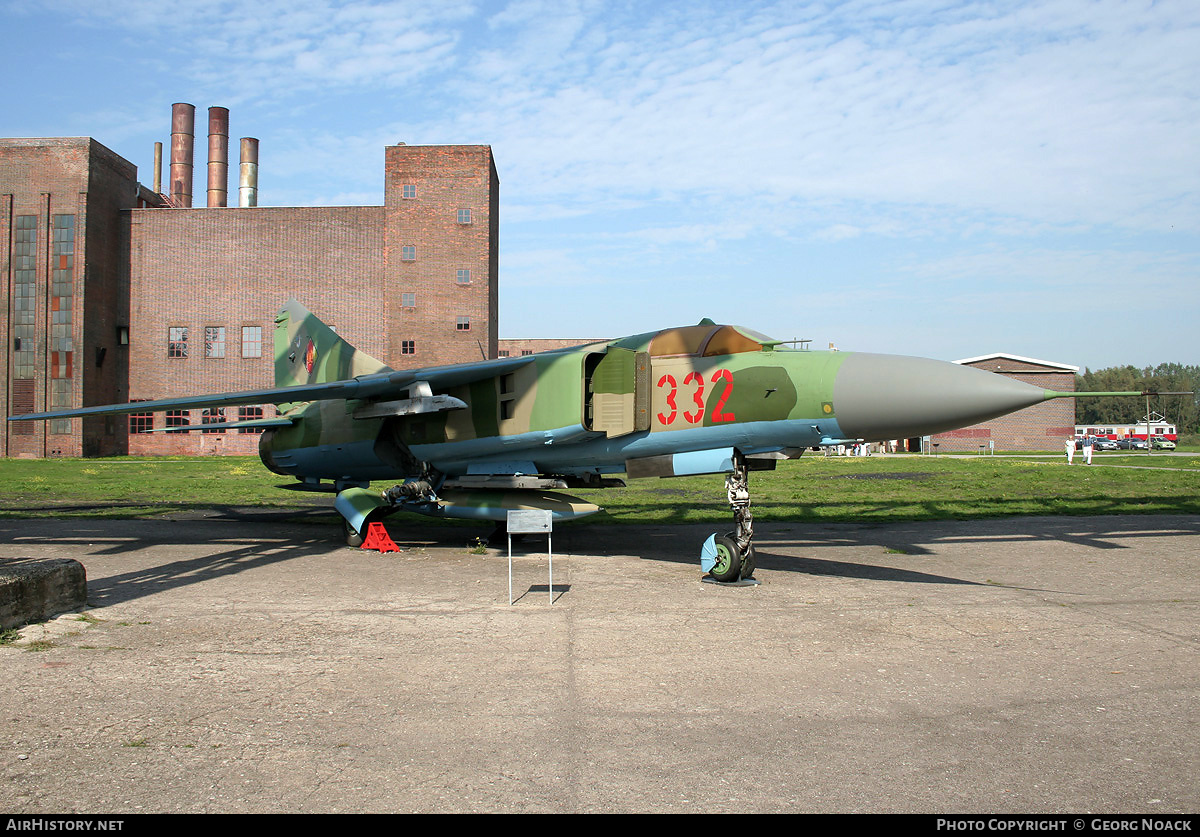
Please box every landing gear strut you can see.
[701,452,757,584]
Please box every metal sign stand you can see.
[507,509,554,605]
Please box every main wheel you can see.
[342,518,364,548]
[709,534,743,583]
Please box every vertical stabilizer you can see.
[273,299,390,388]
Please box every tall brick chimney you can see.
[207,106,229,207]
[169,102,195,207]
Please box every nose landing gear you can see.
[700,452,759,585]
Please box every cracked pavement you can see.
[1,513,1198,813]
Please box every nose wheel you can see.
[701,452,758,584]
[706,533,756,582]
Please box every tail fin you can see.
[273,298,390,388]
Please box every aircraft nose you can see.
[832,353,1052,441]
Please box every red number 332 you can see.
[656,369,734,426]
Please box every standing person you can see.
[1083,436,1094,465]
[1066,437,1075,465]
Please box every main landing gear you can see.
[701,452,758,585]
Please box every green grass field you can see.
[0,452,1196,525]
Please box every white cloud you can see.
[26,0,1199,235]
[816,224,863,242]
[443,0,1200,237]
[37,0,475,98]
[6,0,1196,364]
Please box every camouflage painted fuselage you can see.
[5,297,1130,535]
[259,311,1056,486]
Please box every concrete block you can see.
[0,558,87,630]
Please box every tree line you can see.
[1075,364,1200,434]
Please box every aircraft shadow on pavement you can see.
[749,550,982,586]
[0,507,517,606]
[0,508,348,606]
[573,514,1200,587]
[1,510,1196,604]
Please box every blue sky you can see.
[3,0,1197,369]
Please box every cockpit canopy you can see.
[645,323,774,358]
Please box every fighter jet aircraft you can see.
[9,299,1141,583]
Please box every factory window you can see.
[456,269,470,285]
[51,350,74,379]
[456,317,471,331]
[241,326,262,358]
[237,406,265,434]
[13,216,37,380]
[402,184,416,199]
[49,379,72,435]
[457,208,472,224]
[521,350,533,356]
[166,410,190,432]
[401,292,416,308]
[129,403,153,435]
[401,245,416,261]
[49,214,75,434]
[401,340,415,355]
[498,350,510,358]
[168,327,189,358]
[205,327,226,358]
[202,408,226,434]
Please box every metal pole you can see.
[1146,395,1151,456]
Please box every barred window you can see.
[166,410,190,433]
[237,406,265,434]
[205,327,226,358]
[168,327,189,358]
[202,408,225,433]
[129,409,154,434]
[241,326,262,358]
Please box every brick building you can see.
[2,112,498,457]
[931,353,1078,452]
[0,138,150,458]
[496,337,602,357]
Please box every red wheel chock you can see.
[361,521,399,553]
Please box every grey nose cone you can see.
[833,353,1050,441]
